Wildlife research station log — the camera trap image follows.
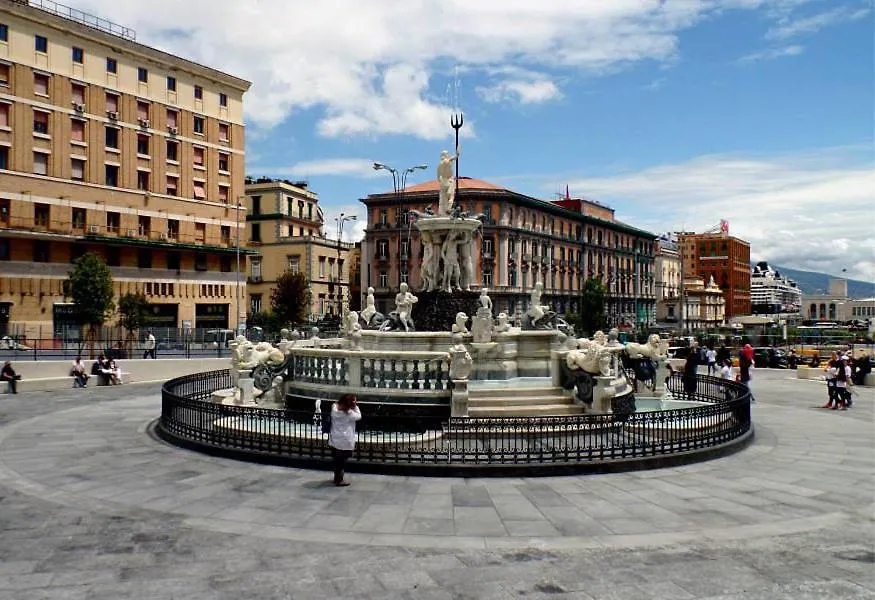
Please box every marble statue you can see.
[459,231,474,291]
[565,338,613,377]
[343,311,363,350]
[607,328,622,347]
[448,333,473,380]
[395,283,418,332]
[452,312,469,335]
[256,375,285,408]
[625,334,668,360]
[360,287,377,326]
[437,148,460,216]
[523,282,556,329]
[471,288,494,343]
[441,231,462,291]
[420,232,436,292]
[479,288,492,312]
[494,312,510,333]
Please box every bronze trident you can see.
[450,112,463,202]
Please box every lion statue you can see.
[624,334,668,360]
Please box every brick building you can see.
[678,232,751,319]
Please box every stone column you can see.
[348,356,362,387]
[451,380,469,417]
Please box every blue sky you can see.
[88,0,874,281]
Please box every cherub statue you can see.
[494,312,510,333]
[452,312,469,335]
[394,282,418,332]
[360,286,377,325]
[448,333,473,380]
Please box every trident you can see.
[450,112,463,203]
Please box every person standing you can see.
[739,344,755,402]
[706,346,717,375]
[143,330,156,359]
[822,352,839,409]
[1,361,20,393]
[828,357,852,410]
[682,341,701,400]
[328,394,361,486]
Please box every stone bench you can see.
[796,366,825,381]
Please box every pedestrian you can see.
[328,393,361,487]
[682,341,700,400]
[1,361,20,393]
[143,330,156,359]
[738,344,755,402]
[71,356,89,388]
[828,356,852,410]
[720,358,734,381]
[822,352,839,409]
[706,346,717,375]
[716,343,730,366]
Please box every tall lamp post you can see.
[372,162,428,288]
[335,213,357,316]
[235,195,245,335]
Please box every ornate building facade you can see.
[360,177,657,329]
[679,231,751,319]
[0,1,250,337]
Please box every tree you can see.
[66,252,115,357]
[248,310,281,332]
[270,271,310,326]
[117,292,150,355]
[576,277,607,337]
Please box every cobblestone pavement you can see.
[0,371,873,599]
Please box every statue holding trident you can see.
[437,147,460,216]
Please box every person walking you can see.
[328,394,361,486]
[143,330,156,359]
[739,344,755,402]
[822,352,839,409]
[71,356,89,388]
[828,356,852,410]
[706,346,717,375]
[1,361,20,393]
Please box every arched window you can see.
[809,303,817,319]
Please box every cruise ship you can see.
[750,261,802,315]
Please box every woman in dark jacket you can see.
[683,342,701,399]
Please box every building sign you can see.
[195,303,229,328]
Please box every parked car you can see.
[0,336,31,351]
[753,347,790,369]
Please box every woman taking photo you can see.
[328,394,361,487]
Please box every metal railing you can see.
[157,370,752,475]
[27,0,136,41]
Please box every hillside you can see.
[763,264,874,298]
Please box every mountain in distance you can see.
[758,263,874,298]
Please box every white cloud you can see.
[77,0,794,139]
[272,158,382,179]
[565,147,875,282]
[321,204,367,243]
[736,44,804,63]
[766,5,870,40]
[477,69,563,105]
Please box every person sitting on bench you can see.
[107,359,123,385]
[71,356,89,388]
[91,355,110,385]
[2,361,21,393]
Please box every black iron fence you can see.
[157,370,752,476]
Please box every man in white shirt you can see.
[143,330,156,359]
[706,347,717,375]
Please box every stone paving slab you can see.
[0,372,873,598]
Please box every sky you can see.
[82,0,874,282]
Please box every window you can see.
[105,93,118,113]
[105,164,119,187]
[251,223,261,242]
[72,208,86,229]
[193,146,204,167]
[106,212,120,233]
[72,47,84,63]
[34,73,49,96]
[218,153,229,172]
[318,257,326,278]
[219,123,229,141]
[0,24,7,42]
[401,240,409,258]
[33,110,49,134]
[0,238,9,261]
[194,85,203,99]
[166,140,178,161]
[288,256,300,274]
[137,67,148,82]
[250,294,263,314]
[35,35,47,53]
[70,158,85,181]
[0,103,7,127]
[195,222,206,243]
[136,170,149,191]
[339,259,345,281]
[193,180,206,200]
[166,109,178,128]
[251,196,261,215]
[220,256,232,272]
[137,101,150,122]
[250,258,262,280]
[218,185,229,204]
[105,126,119,149]
[71,83,85,104]
[220,225,231,244]
[33,240,50,263]
[0,64,8,86]
[379,272,388,288]
[483,238,493,256]
[166,76,176,91]
[34,203,49,227]
[298,200,304,218]
[106,57,117,73]
[167,219,179,239]
[137,249,152,269]
[138,216,150,236]
[377,240,389,258]
[0,147,7,170]
[33,152,48,175]
[483,272,493,287]
[219,92,228,107]
[193,116,204,134]
[167,251,180,270]
[137,134,150,155]
[380,209,388,225]
[0,199,7,223]
[166,175,178,196]
[194,253,208,271]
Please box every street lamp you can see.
[372,162,428,288]
[335,213,357,316]
[236,195,245,334]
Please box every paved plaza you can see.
[0,370,872,599]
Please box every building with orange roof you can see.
[360,177,658,329]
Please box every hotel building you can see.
[360,177,658,329]
[678,231,751,319]
[244,179,352,321]
[0,0,251,337]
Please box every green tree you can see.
[117,292,150,354]
[270,271,310,326]
[576,277,607,337]
[66,252,115,357]
[247,310,281,332]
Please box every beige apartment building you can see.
[0,0,251,338]
[244,179,352,322]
